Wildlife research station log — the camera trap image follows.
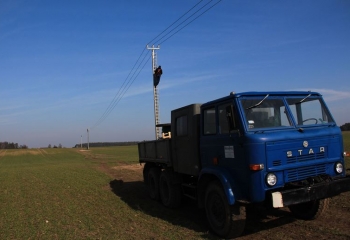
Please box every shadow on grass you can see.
[109,179,296,239]
[244,205,296,237]
[109,179,215,239]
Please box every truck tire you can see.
[147,167,160,201]
[205,181,246,239]
[288,198,330,220]
[159,170,182,208]
[142,163,151,184]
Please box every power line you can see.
[147,0,205,45]
[155,0,215,45]
[90,49,149,129]
[90,0,222,129]
[158,0,222,45]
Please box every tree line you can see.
[0,142,28,149]
[340,123,350,131]
[74,142,139,148]
[47,144,63,148]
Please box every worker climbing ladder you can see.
[147,45,161,139]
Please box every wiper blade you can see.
[246,94,269,110]
[298,93,311,104]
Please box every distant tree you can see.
[340,123,350,131]
[0,142,7,149]
[0,142,21,149]
[53,145,58,148]
[58,143,62,148]
[48,144,52,148]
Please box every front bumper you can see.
[271,176,350,208]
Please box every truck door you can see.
[200,102,249,199]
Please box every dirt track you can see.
[104,163,350,239]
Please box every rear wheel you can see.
[142,163,151,184]
[159,170,182,208]
[147,167,160,201]
[205,181,246,239]
[289,198,330,220]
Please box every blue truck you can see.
[138,91,350,238]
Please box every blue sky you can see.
[1,0,350,148]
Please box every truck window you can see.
[280,106,292,126]
[218,103,231,134]
[286,97,334,125]
[203,108,216,135]
[176,115,188,136]
[241,98,292,129]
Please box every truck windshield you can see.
[241,98,292,129]
[286,97,334,126]
[240,95,335,130]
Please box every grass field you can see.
[342,131,350,154]
[0,147,209,239]
[0,148,123,239]
[0,134,349,239]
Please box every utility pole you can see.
[87,129,90,150]
[147,45,161,140]
[80,135,82,148]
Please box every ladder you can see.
[153,86,160,139]
[147,45,161,140]
[153,51,160,139]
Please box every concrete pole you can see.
[87,129,90,150]
[147,45,161,140]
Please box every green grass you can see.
[343,132,350,172]
[0,147,210,239]
[87,145,139,161]
[0,135,350,239]
[342,131,350,152]
[0,148,120,239]
[84,145,139,167]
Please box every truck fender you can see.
[198,167,237,207]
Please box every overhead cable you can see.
[158,0,222,45]
[146,0,205,45]
[90,49,149,129]
[90,0,221,129]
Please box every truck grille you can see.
[273,160,282,166]
[286,164,326,182]
[286,152,325,164]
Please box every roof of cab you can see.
[202,91,322,107]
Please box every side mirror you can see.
[226,105,236,131]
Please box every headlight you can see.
[335,162,343,174]
[266,173,277,186]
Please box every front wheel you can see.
[288,198,330,220]
[205,181,246,239]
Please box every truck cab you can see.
[199,91,348,204]
[139,91,350,239]
[197,91,350,237]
